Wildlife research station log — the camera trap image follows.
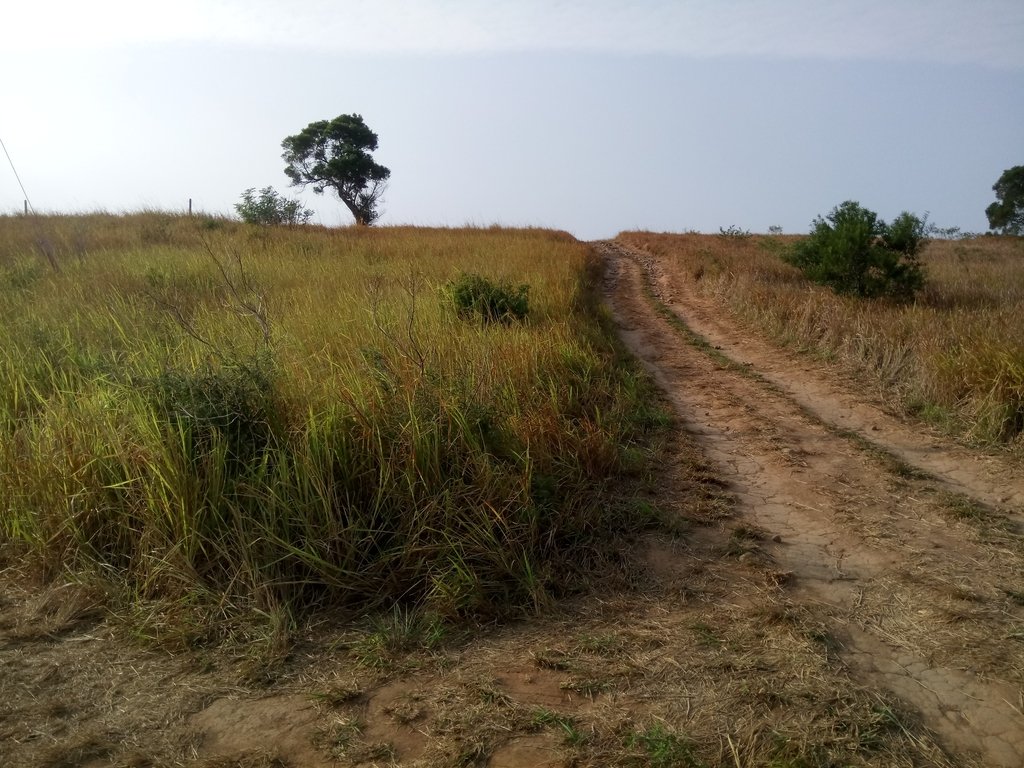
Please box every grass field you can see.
[5,215,1016,767]
[0,213,666,641]
[618,231,1024,454]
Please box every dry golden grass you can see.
[618,231,1024,454]
[0,212,668,637]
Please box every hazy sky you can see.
[2,1,1022,238]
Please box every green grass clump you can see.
[448,271,530,323]
[0,213,662,636]
[625,724,705,768]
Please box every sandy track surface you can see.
[598,240,1024,767]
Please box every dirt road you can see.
[598,239,1024,767]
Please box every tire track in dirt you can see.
[623,239,1024,519]
[598,241,1024,767]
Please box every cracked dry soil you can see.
[597,240,1024,767]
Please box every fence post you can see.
[188,198,193,217]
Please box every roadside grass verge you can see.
[618,231,1024,454]
[0,213,668,642]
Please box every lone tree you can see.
[786,201,926,299]
[985,165,1024,235]
[281,114,390,226]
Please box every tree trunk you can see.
[337,192,368,226]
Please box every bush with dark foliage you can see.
[786,201,926,299]
[447,272,530,323]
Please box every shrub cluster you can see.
[718,224,752,240]
[786,201,926,299]
[235,186,313,227]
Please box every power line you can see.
[0,135,34,213]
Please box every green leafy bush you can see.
[447,272,529,323]
[235,186,313,227]
[786,201,925,299]
[148,357,279,469]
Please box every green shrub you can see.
[147,357,279,469]
[235,186,313,227]
[447,272,529,323]
[786,201,926,299]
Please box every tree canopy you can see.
[985,165,1024,235]
[281,114,390,226]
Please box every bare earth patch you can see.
[3,240,1023,766]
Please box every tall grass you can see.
[0,213,665,635]
[618,231,1024,454]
